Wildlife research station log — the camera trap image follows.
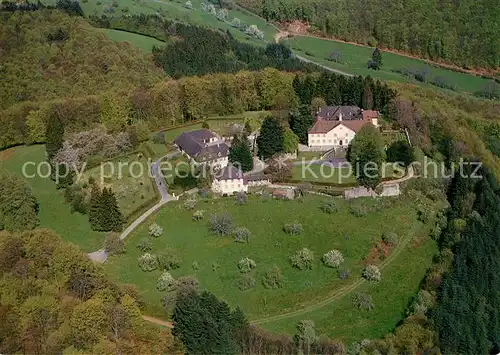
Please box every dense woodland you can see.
[91,13,314,78]
[0,229,182,354]
[236,0,500,71]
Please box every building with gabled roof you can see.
[174,129,229,168]
[308,106,379,151]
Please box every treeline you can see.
[0,10,163,111]
[0,229,181,354]
[0,69,296,149]
[236,0,499,70]
[90,13,315,78]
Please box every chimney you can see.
[339,112,343,122]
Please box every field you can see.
[101,28,165,52]
[286,36,492,95]
[80,153,157,219]
[0,145,105,251]
[104,193,434,341]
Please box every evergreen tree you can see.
[173,290,248,354]
[289,104,315,144]
[88,184,102,231]
[256,116,284,160]
[45,112,64,160]
[386,140,414,167]
[99,188,123,232]
[371,48,383,69]
[229,134,254,172]
[362,85,374,110]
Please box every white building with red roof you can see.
[308,106,379,150]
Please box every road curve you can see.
[88,153,179,263]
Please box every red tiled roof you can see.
[341,120,370,133]
[362,110,379,121]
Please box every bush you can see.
[138,253,158,272]
[238,257,256,273]
[237,275,256,291]
[349,204,368,217]
[103,232,125,255]
[233,227,251,243]
[176,276,199,296]
[149,223,163,237]
[192,261,199,272]
[152,132,165,144]
[157,248,181,270]
[352,293,374,311]
[338,268,351,280]
[208,213,234,236]
[290,248,314,270]
[320,200,338,214]
[406,290,434,316]
[234,191,248,205]
[362,265,381,281]
[382,232,398,246]
[137,238,153,252]
[322,250,344,268]
[417,205,431,223]
[192,209,204,221]
[183,197,197,210]
[262,266,285,289]
[156,271,176,291]
[283,222,303,235]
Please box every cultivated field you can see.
[104,193,434,340]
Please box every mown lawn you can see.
[104,194,420,320]
[101,28,165,52]
[0,145,105,252]
[286,36,491,95]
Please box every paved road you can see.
[88,153,179,263]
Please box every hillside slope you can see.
[0,9,164,110]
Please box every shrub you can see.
[192,210,204,221]
[103,232,125,255]
[137,238,153,252]
[234,191,248,205]
[349,204,368,217]
[233,227,251,243]
[382,232,398,246]
[152,132,165,144]
[192,261,199,272]
[338,268,351,280]
[138,253,158,272]
[290,248,314,270]
[184,0,192,9]
[362,265,381,281]
[176,276,199,296]
[406,290,434,316]
[417,206,431,223]
[156,271,176,291]
[320,200,338,214]
[157,248,181,270]
[237,275,256,291]
[208,213,234,236]
[262,266,285,289]
[149,223,163,237]
[322,250,344,268]
[238,257,256,273]
[352,293,374,311]
[183,197,197,210]
[283,222,303,236]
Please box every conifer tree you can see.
[45,112,64,160]
[229,134,254,172]
[88,183,102,231]
[362,85,374,110]
[99,188,123,232]
[256,116,284,160]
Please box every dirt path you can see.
[143,315,173,328]
[251,220,420,325]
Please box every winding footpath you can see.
[88,152,180,263]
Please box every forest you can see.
[236,0,500,71]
